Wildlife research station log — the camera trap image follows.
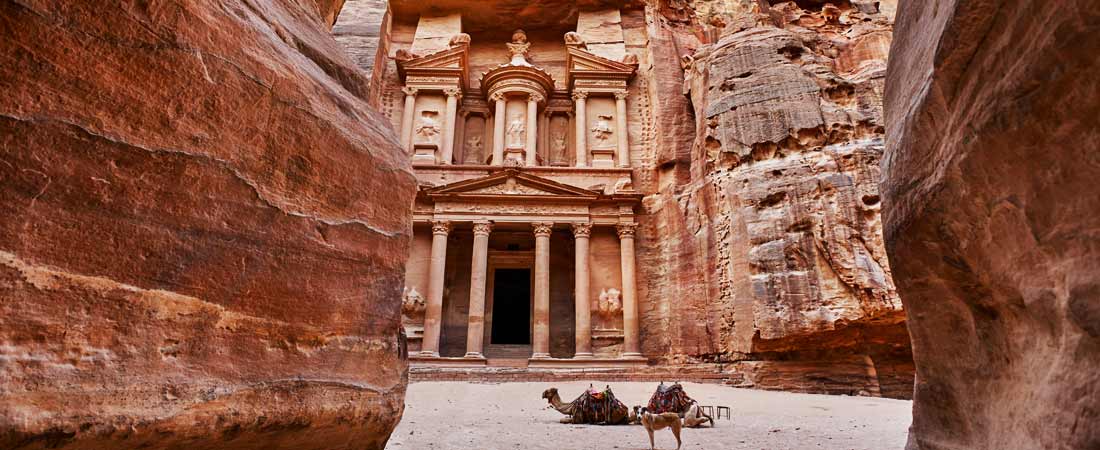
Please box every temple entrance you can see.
[490,268,531,345]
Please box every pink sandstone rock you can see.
[635,0,912,397]
[0,1,415,448]
[884,0,1100,448]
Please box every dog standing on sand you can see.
[635,406,682,450]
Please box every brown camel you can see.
[541,386,631,425]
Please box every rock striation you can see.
[0,1,415,449]
[635,0,911,397]
[884,0,1100,448]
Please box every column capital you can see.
[571,222,593,238]
[528,93,545,103]
[571,90,589,101]
[616,223,637,238]
[614,90,629,100]
[490,91,507,102]
[444,87,463,98]
[532,222,554,237]
[431,220,452,235]
[472,221,493,236]
[402,86,419,97]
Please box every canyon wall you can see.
[0,1,414,449]
[884,0,1100,448]
[635,0,912,397]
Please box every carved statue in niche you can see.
[402,286,426,320]
[598,288,622,317]
[552,133,567,161]
[591,114,614,148]
[464,135,483,162]
[507,29,531,65]
[415,111,441,145]
[506,113,526,148]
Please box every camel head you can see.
[541,387,558,402]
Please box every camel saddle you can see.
[647,383,695,414]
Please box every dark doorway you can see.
[491,268,531,345]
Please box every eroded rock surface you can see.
[635,0,911,397]
[0,1,414,449]
[884,0,1100,448]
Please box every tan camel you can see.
[639,406,682,450]
[682,401,713,428]
[541,387,631,425]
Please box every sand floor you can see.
[387,381,912,450]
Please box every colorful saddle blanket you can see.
[569,387,629,425]
[647,383,695,414]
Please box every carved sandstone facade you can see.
[335,0,912,395]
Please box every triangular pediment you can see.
[426,169,600,200]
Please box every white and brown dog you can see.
[635,406,682,450]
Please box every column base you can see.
[418,350,440,358]
[530,352,551,360]
[620,352,645,360]
[573,352,594,359]
[463,352,486,359]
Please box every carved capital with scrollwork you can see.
[615,223,637,239]
[472,221,493,236]
[528,93,544,104]
[402,86,419,97]
[532,222,554,237]
[444,87,463,98]
[571,90,589,101]
[432,220,452,235]
[572,222,593,238]
[614,90,629,101]
[490,91,507,103]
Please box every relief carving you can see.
[402,286,426,321]
[598,288,622,317]
[415,111,441,145]
[591,114,614,148]
[506,113,526,148]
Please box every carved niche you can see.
[463,115,486,164]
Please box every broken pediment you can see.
[397,37,471,87]
[565,46,636,90]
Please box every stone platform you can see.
[409,363,734,383]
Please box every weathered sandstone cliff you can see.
[884,0,1100,448]
[635,0,911,397]
[0,1,414,449]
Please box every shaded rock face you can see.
[0,1,415,449]
[884,0,1100,448]
[636,0,911,397]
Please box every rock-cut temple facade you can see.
[385,16,650,367]
[336,0,915,396]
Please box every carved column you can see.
[531,222,553,359]
[526,93,542,166]
[421,220,451,357]
[614,90,630,167]
[491,92,506,166]
[442,88,462,165]
[572,90,588,167]
[400,87,418,153]
[465,221,492,358]
[572,222,593,359]
[617,223,642,358]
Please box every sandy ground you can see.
[387,381,912,450]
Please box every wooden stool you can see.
[699,405,714,417]
[716,406,730,419]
